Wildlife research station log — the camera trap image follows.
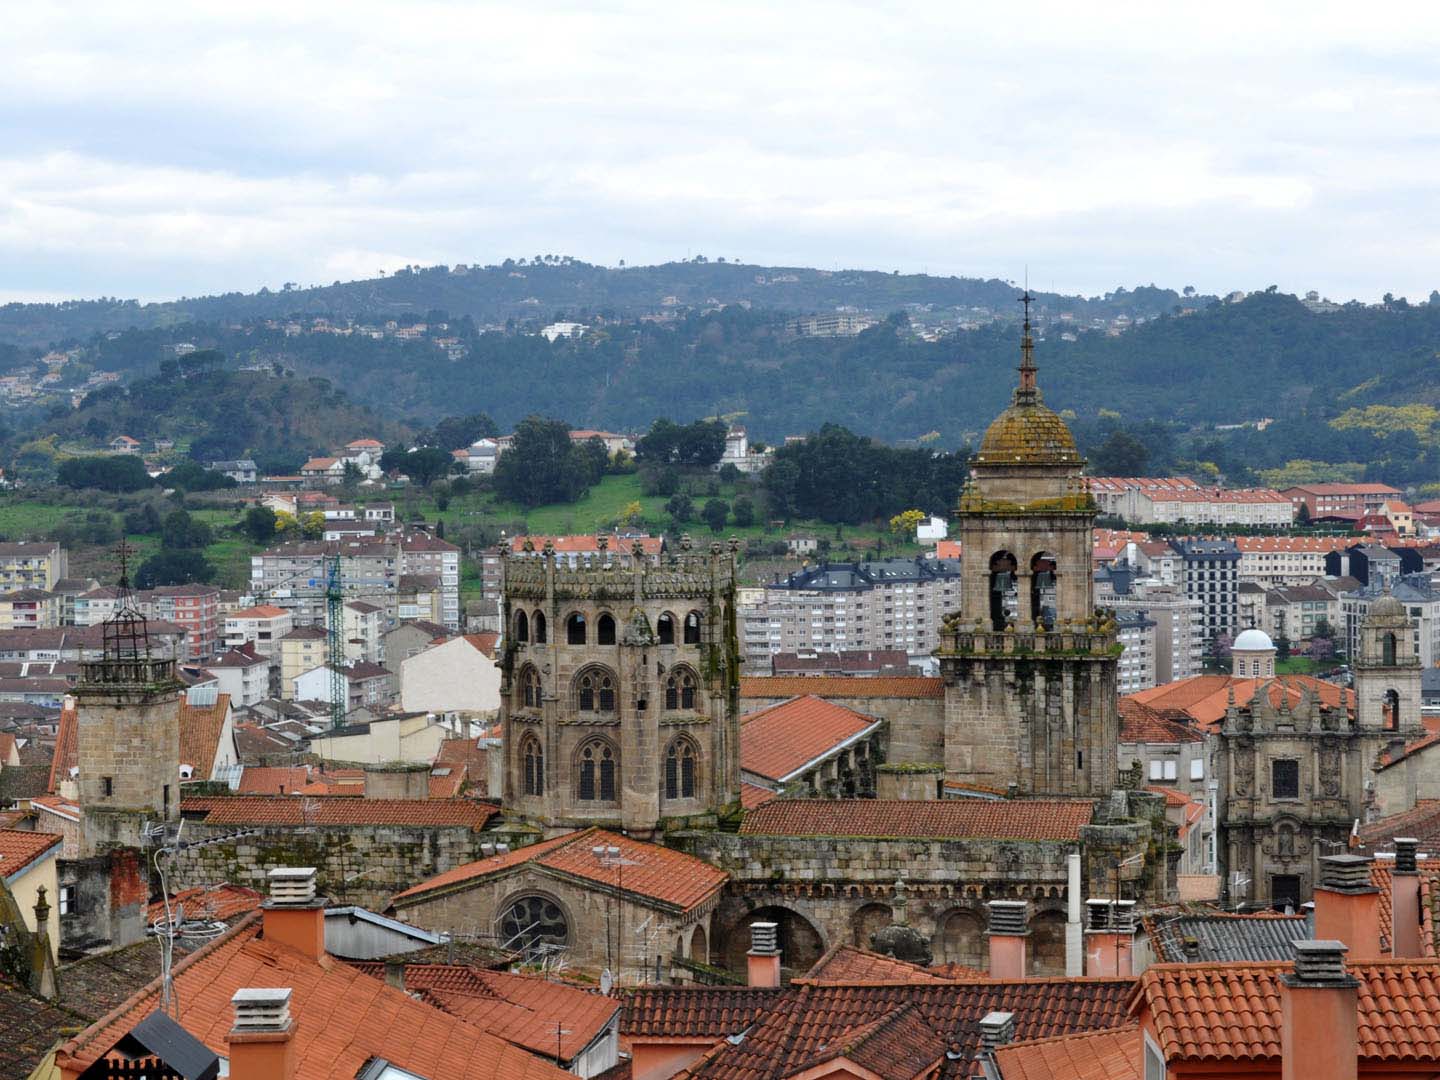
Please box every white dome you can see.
[1233,628,1276,652]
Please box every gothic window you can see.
[576,668,616,712]
[665,737,698,800]
[533,610,547,643]
[514,610,529,642]
[518,666,541,708]
[521,735,543,796]
[665,668,697,710]
[1271,758,1299,799]
[988,551,1019,632]
[683,611,702,645]
[657,612,676,645]
[597,612,616,645]
[499,894,568,950]
[577,739,618,801]
[566,612,587,645]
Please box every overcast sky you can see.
[4,2,1440,304]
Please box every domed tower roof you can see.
[1366,593,1408,622]
[973,293,1082,467]
[1233,628,1276,652]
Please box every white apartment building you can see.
[1088,477,1292,526]
[1115,610,1158,692]
[222,604,294,658]
[1235,536,1351,588]
[1107,579,1205,685]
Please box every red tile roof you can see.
[47,701,75,793]
[55,915,569,1080]
[1356,801,1440,850]
[179,692,231,779]
[348,963,619,1062]
[1127,674,1349,730]
[740,783,777,810]
[147,884,263,924]
[740,676,943,700]
[1117,698,1203,745]
[740,695,881,783]
[739,799,1095,841]
[392,827,727,914]
[0,828,61,878]
[464,631,501,658]
[228,604,290,618]
[621,986,783,1039]
[435,737,490,798]
[235,765,311,795]
[0,733,14,764]
[798,943,954,985]
[1136,959,1440,1063]
[992,1025,1142,1080]
[1371,861,1438,957]
[180,795,498,829]
[791,1004,944,1079]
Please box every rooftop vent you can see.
[267,867,317,905]
[1395,837,1419,874]
[986,900,1029,936]
[232,987,292,1031]
[1318,853,1374,893]
[1289,940,1355,985]
[978,1011,1015,1052]
[749,921,779,955]
[1086,899,1137,933]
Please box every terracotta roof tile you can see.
[621,986,783,1039]
[0,828,61,878]
[798,943,954,985]
[740,695,881,783]
[1128,674,1350,730]
[791,1004,944,1079]
[1357,801,1440,850]
[47,701,75,793]
[740,783,776,810]
[54,915,570,1080]
[147,884,263,924]
[180,796,498,829]
[740,676,943,700]
[179,692,231,779]
[0,977,86,1080]
[1117,698,1203,745]
[235,765,311,795]
[992,1025,1142,1080]
[739,799,1095,841]
[393,827,727,914]
[1136,959,1440,1063]
[464,631,500,658]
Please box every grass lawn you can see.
[1276,656,1323,675]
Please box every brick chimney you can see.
[986,901,1029,978]
[228,987,297,1080]
[1313,853,1381,959]
[1083,899,1136,976]
[261,867,325,961]
[746,921,781,987]
[1280,941,1358,1080]
[1391,838,1422,958]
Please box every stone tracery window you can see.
[518,665,541,708]
[665,736,698,800]
[499,893,568,951]
[521,734,543,796]
[577,739,618,801]
[665,668,697,710]
[576,667,616,713]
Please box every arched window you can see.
[566,612,587,645]
[989,551,1019,631]
[577,739,618,801]
[683,611,702,645]
[665,737,698,800]
[514,609,529,643]
[1385,688,1401,731]
[665,669,697,710]
[1030,552,1057,630]
[657,612,676,645]
[518,666,541,708]
[576,668,616,712]
[533,610,547,643]
[597,612,616,645]
[1384,631,1397,666]
[521,735,544,796]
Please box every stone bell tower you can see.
[936,294,1119,796]
[1353,592,1423,738]
[499,534,741,837]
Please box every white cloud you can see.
[3,1,1440,300]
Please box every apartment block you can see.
[0,541,68,592]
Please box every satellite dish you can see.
[600,968,614,995]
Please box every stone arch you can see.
[657,612,676,645]
[1030,551,1058,629]
[513,609,529,642]
[684,610,703,645]
[1384,631,1397,666]
[496,890,571,952]
[597,612,617,645]
[665,665,699,711]
[851,902,893,947]
[573,665,618,713]
[516,664,541,708]
[574,736,619,802]
[1385,687,1401,731]
[566,611,587,645]
[989,551,1019,631]
[936,908,985,969]
[1029,909,1067,975]
[664,733,700,801]
[519,732,544,796]
[724,906,825,978]
[690,923,708,964]
[532,610,547,643]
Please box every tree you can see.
[242,506,277,544]
[665,493,694,522]
[1313,617,1335,640]
[135,550,215,589]
[493,415,601,507]
[161,510,212,550]
[1090,430,1150,477]
[889,509,926,535]
[399,446,454,487]
[619,500,644,527]
[702,498,729,533]
[424,413,498,450]
[1275,633,1292,660]
[165,460,237,492]
[57,455,153,493]
[635,418,727,467]
[1310,636,1336,662]
[731,495,755,527]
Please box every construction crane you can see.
[325,554,345,728]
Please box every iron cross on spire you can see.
[1017,290,1038,395]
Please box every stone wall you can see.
[164,822,495,910]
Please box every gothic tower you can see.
[1353,593,1423,738]
[500,535,741,837]
[936,296,1119,795]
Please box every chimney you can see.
[261,867,325,961]
[746,921,781,987]
[228,988,297,1080]
[1064,852,1083,977]
[978,1010,1015,1053]
[986,900,1029,978]
[1391,837,1422,957]
[1084,899,1136,976]
[1280,942,1358,1080]
[383,959,405,991]
[1313,853,1380,959]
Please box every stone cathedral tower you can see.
[937,295,1120,796]
[499,535,742,838]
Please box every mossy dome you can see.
[1367,594,1408,621]
[975,401,1082,466]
